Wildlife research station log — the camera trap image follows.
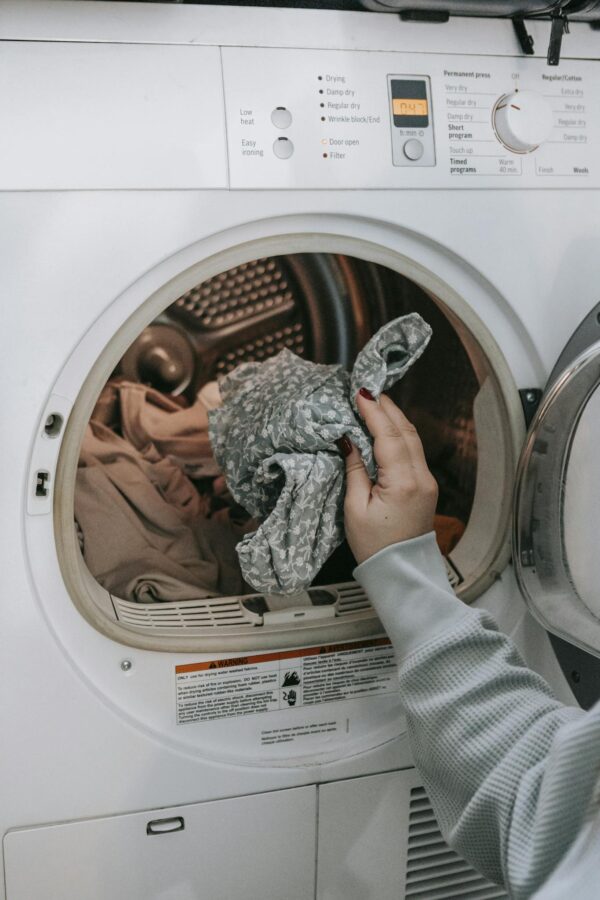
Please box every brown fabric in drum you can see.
[76,383,245,603]
[94,380,222,477]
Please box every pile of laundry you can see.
[75,379,250,603]
[76,313,465,603]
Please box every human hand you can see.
[338,389,438,565]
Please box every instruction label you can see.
[175,637,397,724]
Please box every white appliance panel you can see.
[317,770,506,899]
[4,787,317,900]
[222,47,599,189]
[0,42,227,190]
[317,770,415,899]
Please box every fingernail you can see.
[358,387,375,402]
[336,435,353,458]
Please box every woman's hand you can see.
[338,390,438,565]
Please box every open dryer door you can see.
[514,303,600,662]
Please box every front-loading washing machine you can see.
[1,1,600,897]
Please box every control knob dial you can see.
[492,90,553,153]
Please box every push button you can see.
[271,107,292,129]
[273,137,294,159]
[403,139,424,161]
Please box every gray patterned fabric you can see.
[208,313,432,594]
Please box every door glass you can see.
[514,342,600,658]
[563,385,600,619]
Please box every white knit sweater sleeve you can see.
[354,532,600,900]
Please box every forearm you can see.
[355,534,593,897]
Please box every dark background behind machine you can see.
[106,0,600,65]
[112,0,600,23]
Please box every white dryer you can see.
[1,2,600,898]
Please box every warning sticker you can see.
[260,720,340,747]
[175,637,397,725]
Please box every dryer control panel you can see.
[388,76,435,167]
[222,47,599,189]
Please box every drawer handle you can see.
[146,816,185,835]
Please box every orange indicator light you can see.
[392,98,428,117]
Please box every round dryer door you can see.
[514,307,600,659]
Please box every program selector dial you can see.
[492,91,553,153]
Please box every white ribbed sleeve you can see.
[354,533,600,900]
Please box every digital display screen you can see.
[391,79,429,128]
[392,98,428,118]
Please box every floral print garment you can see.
[208,313,432,595]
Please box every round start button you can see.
[403,139,424,161]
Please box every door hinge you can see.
[519,388,543,428]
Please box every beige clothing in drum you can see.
[76,383,245,603]
[92,380,221,475]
